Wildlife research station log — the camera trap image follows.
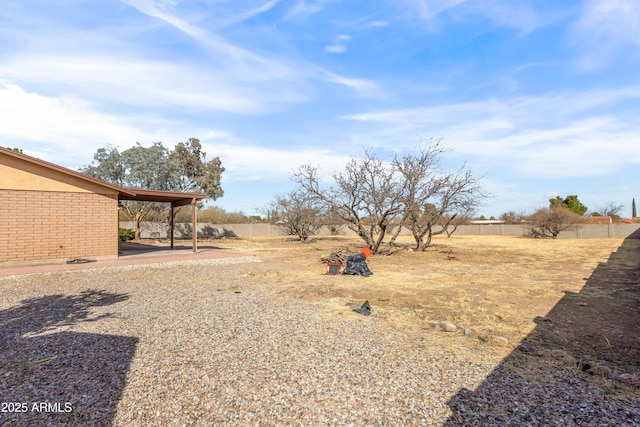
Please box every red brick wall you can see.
[0,190,118,264]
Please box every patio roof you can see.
[118,188,206,206]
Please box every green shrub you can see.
[119,228,135,241]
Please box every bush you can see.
[526,206,580,239]
[119,228,135,241]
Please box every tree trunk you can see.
[422,229,433,251]
[387,220,405,248]
[134,211,143,241]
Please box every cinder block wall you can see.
[0,190,118,265]
[120,221,640,240]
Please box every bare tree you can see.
[293,150,405,254]
[500,210,528,224]
[592,201,624,219]
[527,206,581,239]
[267,189,325,242]
[442,212,471,238]
[293,143,484,253]
[324,210,347,235]
[393,144,485,251]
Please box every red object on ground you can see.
[326,263,342,275]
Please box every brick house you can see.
[0,147,206,267]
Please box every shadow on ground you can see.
[119,239,229,256]
[0,290,136,426]
[444,231,640,426]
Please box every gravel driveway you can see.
[1,257,639,426]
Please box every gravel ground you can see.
[1,257,639,426]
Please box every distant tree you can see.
[82,143,171,239]
[176,206,247,224]
[549,195,587,216]
[165,138,225,226]
[500,210,528,224]
[527,206,581,239]
[633,198,637,218]
[167,138,224,198]
[82,140,224,239]
[593,201,623,220]
[267,189,325,242]
[6,147,23,153]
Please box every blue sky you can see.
[1,0,639,218]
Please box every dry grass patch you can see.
[207,234,640,381]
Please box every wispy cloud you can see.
[285,0,336,21]
[324,34,351,53]
[345,87,640,178]
[0,54,305,114]
[402,0,468,21]
[122,0,292,75]
[368,20,389,27]
[122,0,375,93]
[325,45,346,53]
[203,142,352,182]
[400,0,550,34]
[0,82,183,166]
[214,0,283,28]
[569,0,640,69]
[321,71,378,93]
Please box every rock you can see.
[612,373,639,386]
[422,322,434,330]
[490,336,510,347]
[517,342,534,353]
[463,328,473,336]
[442,321,457,332]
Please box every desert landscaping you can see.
[1,234,639,426]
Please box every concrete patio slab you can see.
[0,246,253,277]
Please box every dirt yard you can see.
[203,234,640,388]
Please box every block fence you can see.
[121,222,640,240]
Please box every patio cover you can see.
[118,189,208,252]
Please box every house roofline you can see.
[1,147,136,196]
[0,147,208,204]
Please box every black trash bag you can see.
[353,300,372,316]
[342,254,373,277]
